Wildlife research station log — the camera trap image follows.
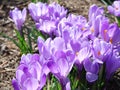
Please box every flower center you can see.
[115,7,119,10]
[98,51,101,56]
[76,52,79,56]
[91,27,94,33]
[104,29,108,40]
[110,37,113,44]
[82,27,86,31]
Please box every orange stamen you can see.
[98,51,101,56]
[110,37,113,44]
[104,30,108,40]
[104,30,107,33]
[82,27,86,31]
[91,27,94,33]
[76,52,79,56]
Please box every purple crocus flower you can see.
[28,2,49,22]
[47,50,75,90]
[57,14,88,56]
[88,4,104,26]
[99,16,111,43]
[59,14,87,37]
[84,58,99,82]
[37,37,52,62]
[88,4,107,37]
[77,46,92,64]
[108,1,120,17]
[106,49,120,79]
[29,2,67,36]
[92,38,112,62]
[36,19,57,35]
[12,54,46,90]
[37,36,75,90]
[10,8,27,30]
[107,23,120,45]
[100,21,120,45]
[37,36,66,59]
[49,2,67,20]
[37,36,72,76]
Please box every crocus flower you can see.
[37,36,75,90]
[100,22,120,45]
[108,1,120,17]
[107,23,120,45]
[28,2,49,22]
[88,4,104,25]
[10,8,27,30]
[84,58,99,82]
[36,19,57,35]
[88,4,106,37]
[106,50,120,79]
[47,50,75,90]
[92,38,112,61]
[59,14,87,37]
[99,17,110,42]
[37,36,66,59]
[29,2,67,36]
[12,54,46,90]
[49,2,67,20]
[77,46,92,64]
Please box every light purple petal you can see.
[29,61,42,80]
[12,78,20,90]
[83,59,92,72]
[108,6,114,14]
[78,47,91,63]
[39,74,46,89]
[20,54,32,64]
[57,57,69,77]
[22,8,27,22]
[16,70,24,84]
[66,81,71,90]
[70,40,81,52]
[47,61,60,74]
[23,78,39,90]
[86,72,98,82]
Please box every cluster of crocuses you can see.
[11,1,120,90]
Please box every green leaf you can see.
[15,30,31,54]
[100,0,113,5]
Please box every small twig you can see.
[0,68,16,73]
[0,61,8,68]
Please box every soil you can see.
[0,0,114,90]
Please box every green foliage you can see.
[43,75,62,90]
[100,0,115,5]
[0,25,46,54]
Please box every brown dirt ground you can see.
[0,0,116,90]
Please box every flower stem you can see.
[27,28,32,53]
[116,17,120,27]
[47,79,50,90]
